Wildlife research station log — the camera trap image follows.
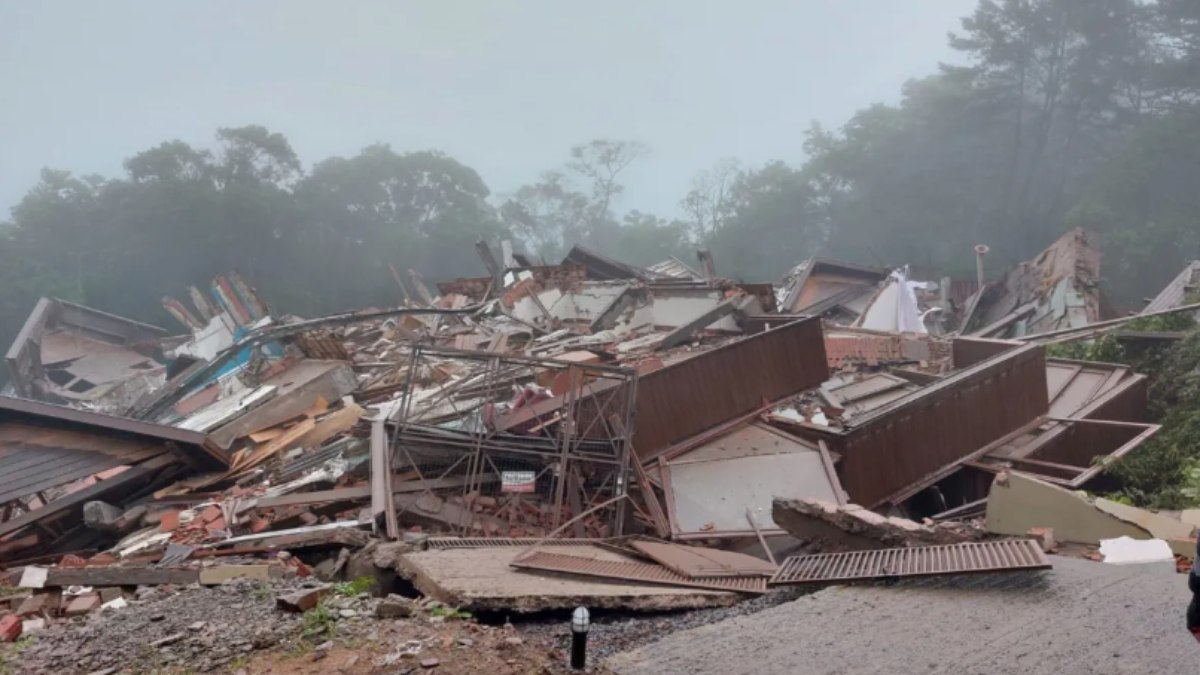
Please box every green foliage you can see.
[332,575,376,597]
[1104,329,1200,507]
[429,604,472,620]
[1046,335,1126,364]
[302,599,338,640]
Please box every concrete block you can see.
[83,501,125,532]
[276,587,330,613]
[15,593,53,617]
[198,565,277,585]
[63,593,101,617]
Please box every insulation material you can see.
[667,451,838,534]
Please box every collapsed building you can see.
[1,233,1196,634]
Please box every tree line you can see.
[3,0,1200,356]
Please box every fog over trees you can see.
[3,0,1200,351]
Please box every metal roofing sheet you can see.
[511,550,767,593]
[1143,261,1200,314]
[0,396,226,467]
[770,539,1050,585]
[629,539,777,578]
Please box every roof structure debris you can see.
[0,231,1190,661]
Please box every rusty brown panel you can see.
[1033,421,1144,468]
[1077,374,1148,423]
[632,317,828,462]
[629,539,777,577]
[426,537,613,549]
[0,442,158,503]
[770,539,1050,585]
[839,344,1048,508]
[293,332,350,361]
[0,395,226,467]
[951,337,1021,369]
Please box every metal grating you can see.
[427,537,612,549]
[770,539,1051,586]
[511,550,767,593]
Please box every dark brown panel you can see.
[837,343,1048,508]
[633,317,828,461]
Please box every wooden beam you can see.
[21,565,199,588]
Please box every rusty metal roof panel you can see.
[634,317,828,461]
[426,537,613,549]
[0,396,227,467]
[511,550,767,593]
[838,343,1048,508]
[770,539,1050,585]
[629,539,777,578]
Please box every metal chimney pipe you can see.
[975,244,990,287]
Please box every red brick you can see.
[250,517,272,534]
[15,594,52,617]
[206,516,226,532]
[58,554,87,568]
[159,510,182,532]
[199,506,222,524]
[63,593,100,617]
[0,615,20,642]
[88,553,116,566]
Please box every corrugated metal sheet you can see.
[0,395,226,467]
[633,317,828,461]
[294,332,350,361]
[1143,260,1200,314]
[0,437,162,503]
[511,550,767,593]
[629,539,777,577]
[426,537,612,549]
[836,343,1048,508]
[770,539,1050,585]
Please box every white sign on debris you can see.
[1099,536,1174,565]
[501,471,536,493]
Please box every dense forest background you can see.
[3,0,1200,353]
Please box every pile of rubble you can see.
[0,233,1198,670]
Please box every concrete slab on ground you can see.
[608,556,1195,675]
[397,545,740,613]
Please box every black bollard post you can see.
[570,606,590,670]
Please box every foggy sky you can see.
[0,1,973,220]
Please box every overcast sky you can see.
[0,1,974,220]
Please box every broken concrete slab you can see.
[395,545,740,613]
[1097,500,1196,558]
[985,472,1163,547]
[198,564,280,585]
[771,498,980,552]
